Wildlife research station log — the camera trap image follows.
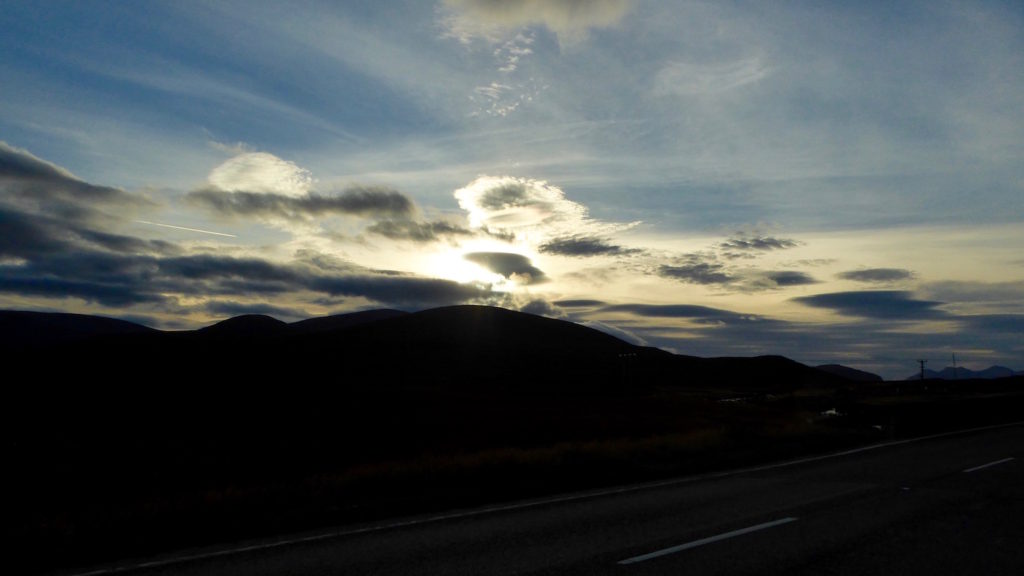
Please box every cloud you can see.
[1,141,152,223]
[365,218,476,242]
[1,140,80,182]
[464,251,547,284]
[187,186,415,221]
[207,152,313,196]
[441,0,632,41]
[204,300,311,321]
[519,298,567,318]
[1,145,495,313]
[0,243,493,310]
[654,56,769,96]
[602,303,769,325]
[578,320,648,346]
[920,280,1024,305]
[765,270,819,287]
[719,235,800,252]
[658,262,733,285]
[959,314,1024,334]
[538,235,640,257]
[454,175,637,244]
[552,299,606,307]
[792,291,947,320]
[837,268,916,283]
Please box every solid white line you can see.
[963,457,1015,473]
[618,517,798,565]
[63,421,1023,576]
[135,220,237,237]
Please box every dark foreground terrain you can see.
[3,306,1022,574]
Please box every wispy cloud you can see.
[654,56,769,97]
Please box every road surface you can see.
[62,424,1024,576]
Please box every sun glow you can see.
[427,249,506,284]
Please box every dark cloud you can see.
[538,235,640,257]
[658,262,733,285]
[366,219,475,242]
[519,299,567,319]
[1,241,492,310]
[204,300,311,321]
[0,209,178,259]
[0,208,69,257]
[792,291,946,319]
[464,252,547,284]
[308,274,489,306]
[1,142,152,223]
[602,303,769,325]
[919,280,1024,306]
[1,155,492,311]
[474,180,538,211]
[187,186,415,221]
[0,275,167,307]
[837,268,916,283]
[719,236,799,252]
[553,299,606,307]
[1,141,79,182]
[959,314,1024,334]
[766,271,819,286]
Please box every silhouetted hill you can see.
[1,305,844,393]
[0,310,154,350]
[905,365,1020,380]
[198,314,288,337]
[287,309,408,335]
[815,364,883,382]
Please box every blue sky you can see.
[2,0,1022,378]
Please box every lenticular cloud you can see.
[453,175,636,245]
[208,152,314,197]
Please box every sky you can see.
[1,0,1022,379]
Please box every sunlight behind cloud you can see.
[453,175,637,246]
[441,0,632,42]
[208,152,314,197]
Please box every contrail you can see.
[135,220,237,238]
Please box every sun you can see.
[426,248,505,284]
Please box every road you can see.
[63,424,1024,576]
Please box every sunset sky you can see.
[2,1,1022,378]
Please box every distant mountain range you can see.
[2,306,866,392]
[906,365,1023,380]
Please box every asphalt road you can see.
[62,424,1024,576]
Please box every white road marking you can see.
[63,421,1023,576]
[963,457,1015,473]
[618,517,799,565]
[135,220,237,237]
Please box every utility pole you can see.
[917,359,927,381]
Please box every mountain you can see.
[3,305,847,393]
[287,309,408,335]
[0,310,154,350]
[815,364,883,382]
[198,314,288,337]
[906,365,1019,380]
